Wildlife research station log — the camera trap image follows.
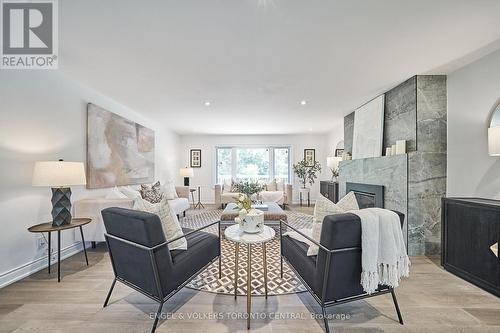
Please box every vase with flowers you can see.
[234,194,264,233]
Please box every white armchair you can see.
[214,184,240,208]
[259,184,293,207]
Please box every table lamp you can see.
[180,167,194,186]
[326,156,342,181]
[32,160,87,226]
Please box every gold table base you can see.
[233,242,269,329]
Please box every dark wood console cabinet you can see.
[320,181,339,203]
[442,198,500,297]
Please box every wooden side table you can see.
[28,218,92,282]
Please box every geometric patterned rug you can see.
[182,209,313,296]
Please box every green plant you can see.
[330,167,339,181]
[293,160,322,188]
[235,180,264,197]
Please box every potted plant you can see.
[293,160,322,189]
[235,180,264,198]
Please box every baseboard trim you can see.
[0,242,87,289]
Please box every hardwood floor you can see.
[1,208,499,332]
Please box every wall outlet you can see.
[37,236,46,250]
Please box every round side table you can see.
[28,218,92,282]
[224,224,275,330]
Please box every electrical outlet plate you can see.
[37,236,46,249]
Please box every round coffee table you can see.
[28,218,92,282]
[224,224,275,329]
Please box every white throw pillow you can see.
[133,197,187,251]
[307,191,359,256]
[105,187,128,199]
[163,180,178,200]
[266,179,277,191]
[276,179,284,192]
[120,186,141,199]
[285,228,314,247]
[222,178,233,194]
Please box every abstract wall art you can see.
[87,103,155,188]
[352,94,385,160]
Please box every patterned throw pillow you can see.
[133,197,187,251]
[307,191,360,256]
[140,181,163,203]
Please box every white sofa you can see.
[214,182,292,208]
[74,186,190,244]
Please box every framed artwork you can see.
[335,149,344,157]
[304,149,315,167]
[87,103,155,189]
[190,149,201,168]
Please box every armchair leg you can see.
[279,222,283,279]
[321,307,331,333]
[103,278,116,308]
[218,255,222,279]
[280,257,283,279]
[390,288,404,325]
[151,301,164,333]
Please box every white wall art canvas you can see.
[87,103,155,188]
[352,95,385,160]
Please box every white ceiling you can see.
[60,0,500,135]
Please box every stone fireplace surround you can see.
[340,75,447,256]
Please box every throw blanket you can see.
[351,208,410,294]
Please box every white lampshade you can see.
[32,161,86,187]
[488,126,500,156]
[327,156,342,170]
[180,167,194,177]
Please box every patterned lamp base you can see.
[51,187,72,226]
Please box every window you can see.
[216,148,232,182]
[216,146,290,184]
[273,148,290,183]
[236,148,269,181]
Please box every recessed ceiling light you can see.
[204,101,211,107]
[300,100,307,106]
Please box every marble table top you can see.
[224,225,275,244]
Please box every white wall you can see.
[447,48,500,197]
[0,70,180,287]
[179,133,339,204]
[327,122,344,157]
